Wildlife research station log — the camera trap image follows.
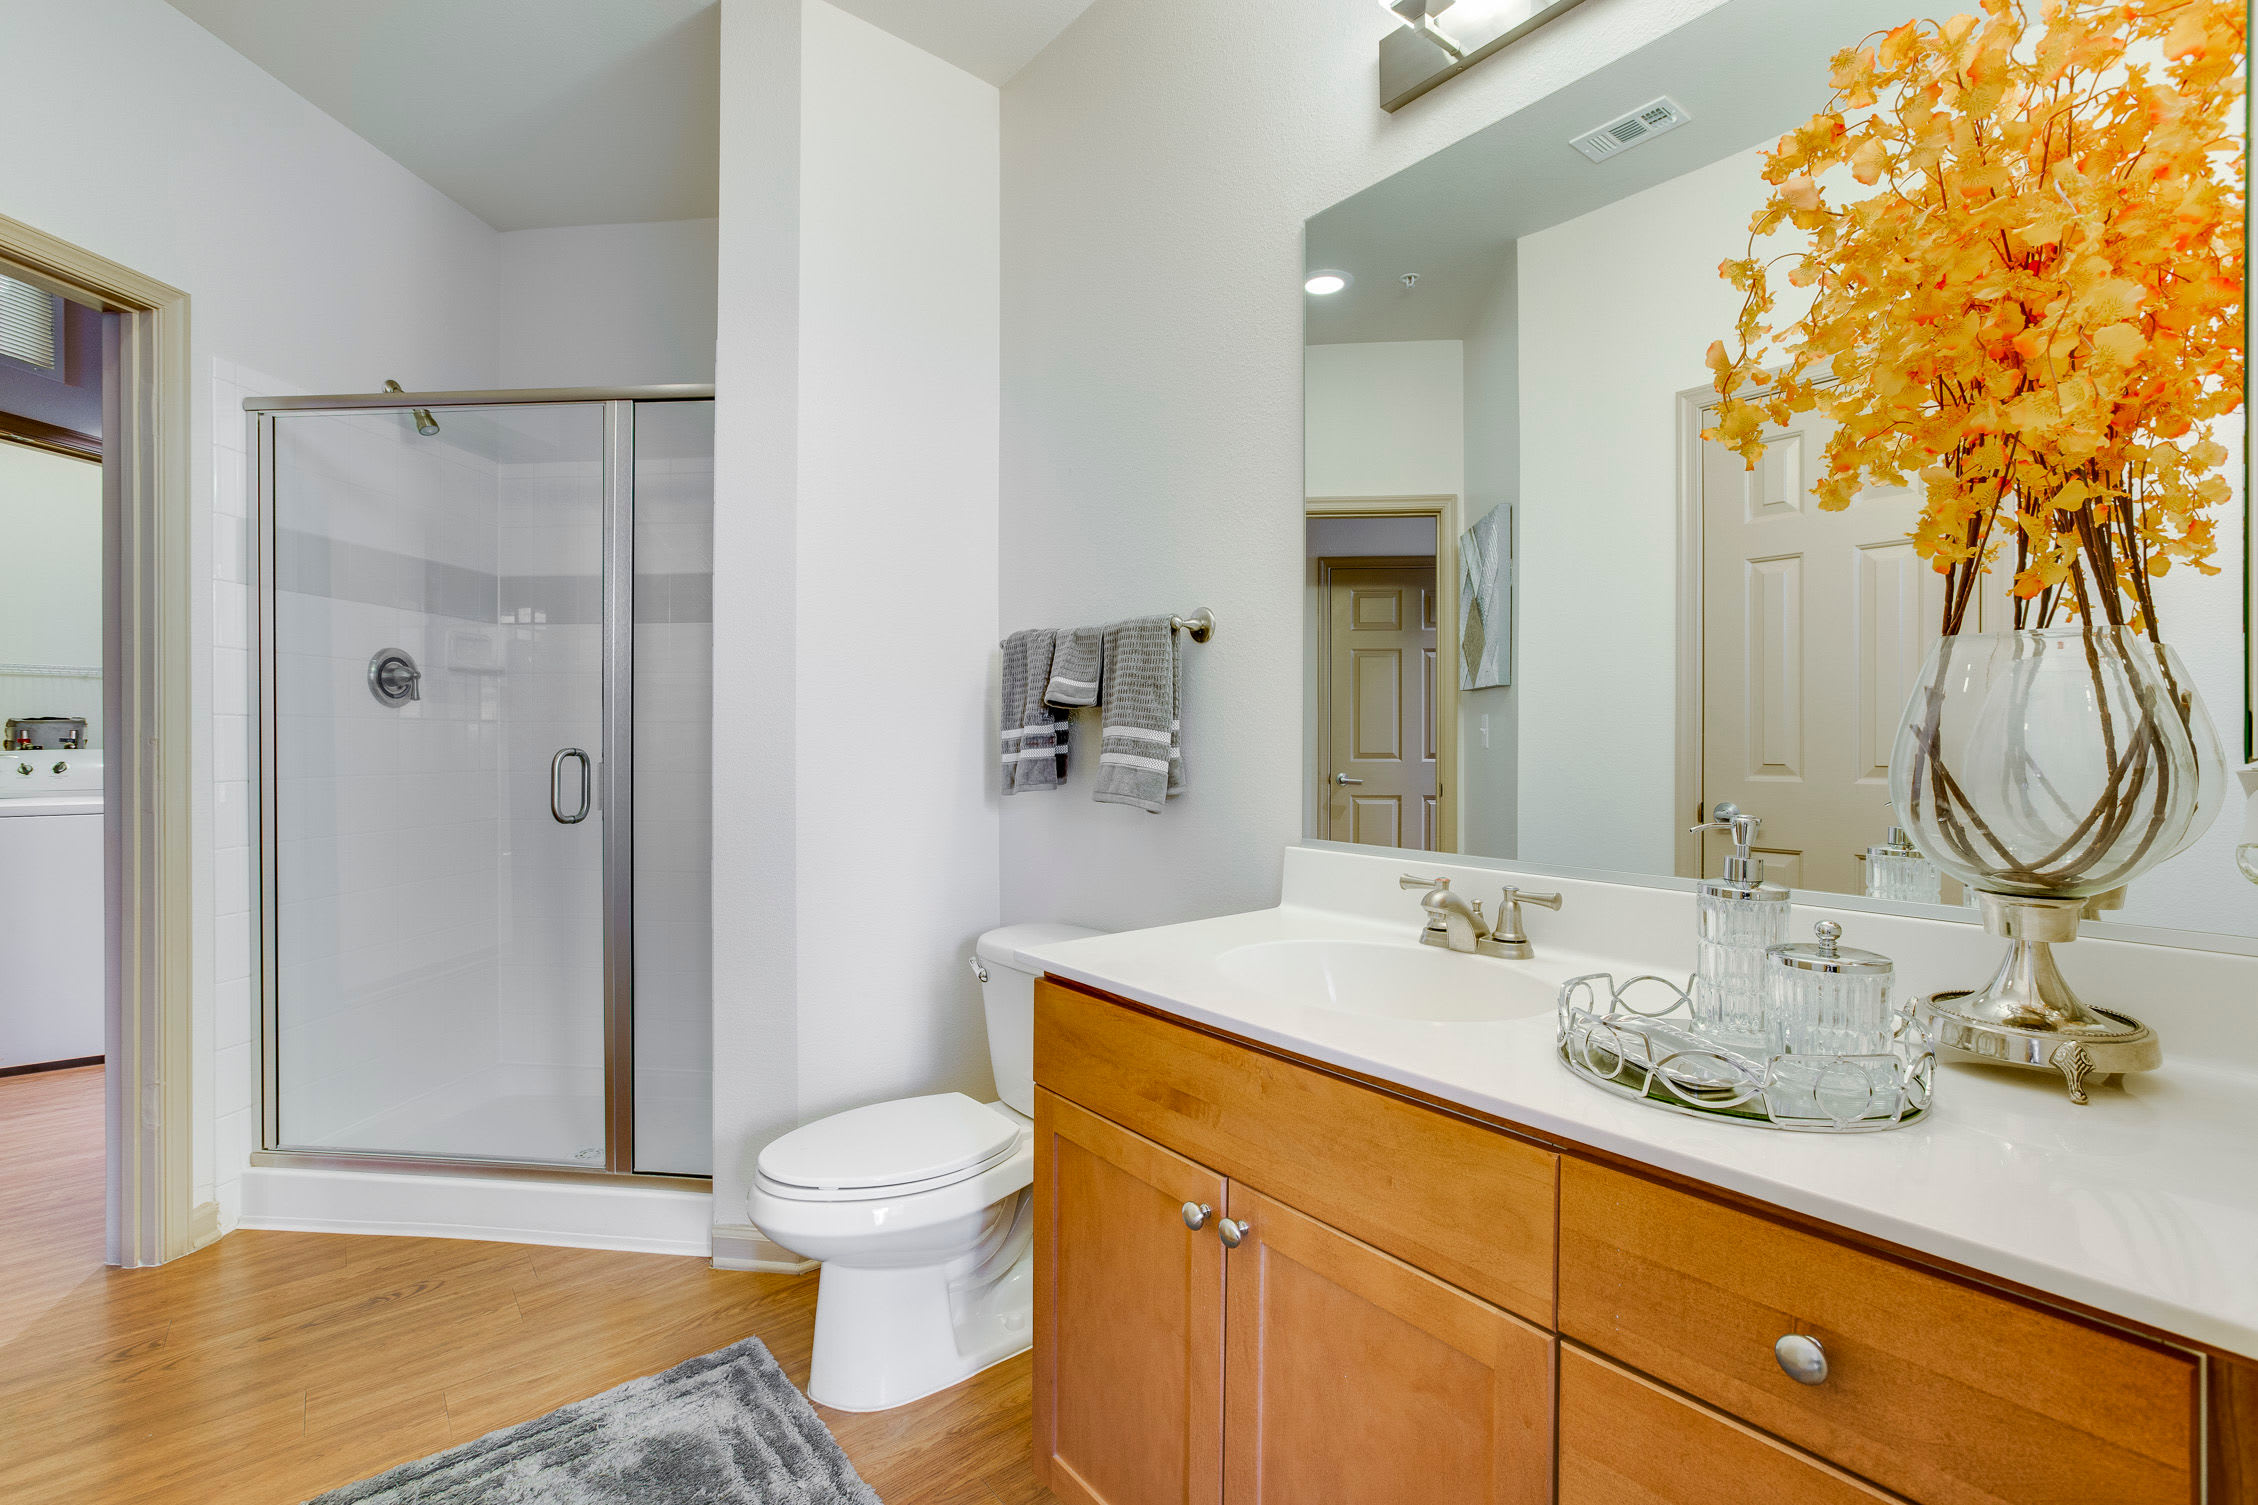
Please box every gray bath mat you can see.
[308,1335,881,1504]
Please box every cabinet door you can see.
[1036,1088,1227,1505]
[1560,1346,1900,1505]
[1221,1185,1552,1505]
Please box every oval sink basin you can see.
[1217,938,1556,1023]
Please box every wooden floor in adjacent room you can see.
[0,1065,1057,1505]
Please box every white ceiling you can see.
[164,0,1092,233]
[1306,0,1948,346]
[829,0,1095,86]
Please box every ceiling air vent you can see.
[0,274,57,370]
[1570,96,1693,164]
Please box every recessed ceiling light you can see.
[1305,271,1351,296]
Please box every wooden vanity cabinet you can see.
[1033,982,1558,1505]
[1034,977,2218,1505]
[1035,1090,1226,1505]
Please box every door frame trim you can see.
[1306,494,1460,853]
[0,213,196,1266]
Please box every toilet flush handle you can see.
[968,955,988,984]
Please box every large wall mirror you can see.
[1303,0,2255,945]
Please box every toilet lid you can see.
[757,1092,1020,1192]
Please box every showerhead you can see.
[382,379,442,437]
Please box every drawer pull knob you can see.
[1217,1217,1251,1248]
[1181,1202,1211,1231]
[1774,1333,1828,1385]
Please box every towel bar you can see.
[1170,608,1216,643]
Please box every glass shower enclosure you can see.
[250,386,713,1178]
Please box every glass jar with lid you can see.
[1764,920,1895,1058]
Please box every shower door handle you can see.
[550,748,592,825]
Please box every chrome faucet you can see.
[1400,874,1564,959]
[1400,873,1486,952]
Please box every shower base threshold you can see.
[239,1159,713,1257]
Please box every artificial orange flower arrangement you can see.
[1704,0,2244,638]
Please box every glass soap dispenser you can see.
[1863,808,1943,904]
[1764,920,1896,1057]
[1686,802,1790,1047]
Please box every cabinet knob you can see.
[1217,1217,1251,1248]
[1181,1202,1210,1231]
[1774,1333,1828,1385]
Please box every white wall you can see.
[0,442,104,744]
[714,0,1001,1220]
[1514,146,1766,875]
[497,220,720,388]
[0,0,505,1238]
[1300,342,1458,843]
[1304,341,1463,499]
[1001,0,1733,930]
[1460,247,1519,857]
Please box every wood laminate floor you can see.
[0,1065,1057,1505]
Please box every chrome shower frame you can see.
[247,384,713,1186]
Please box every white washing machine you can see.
[0,753,105,1069]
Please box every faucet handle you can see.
[1398,873,1450,891]
[1489,886,1562,954]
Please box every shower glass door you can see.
[264,402,611,1166]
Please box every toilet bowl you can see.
[748,922,1103,1412]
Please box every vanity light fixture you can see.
[1305,271,1351,295]
[1379,0,1593,113]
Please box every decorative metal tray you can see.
[1556,973,1934,1132]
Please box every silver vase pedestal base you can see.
[1917,892,2160,1105]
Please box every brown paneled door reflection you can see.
[1324,560,1438,850]
[1697,407,2004,894]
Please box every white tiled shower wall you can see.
[269,408,511,1153]
[492,446,608,1143]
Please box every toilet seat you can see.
[757,1093,1023,1204]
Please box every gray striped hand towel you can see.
[1044,626,1104,707]
[1001,629,1068,794]
[1093,616,1184,813]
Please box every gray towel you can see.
[1093,616,1184,813]
[1000,629,1067,794]
[1044,626,1104,707]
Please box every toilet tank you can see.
[975,923,1106,1117]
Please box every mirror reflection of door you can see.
[1321,559,1437,850]
[1697,404,1967,894]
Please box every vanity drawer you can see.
[1560,1345,1901,1505]
[1034,978,1557,1324]
[1559,1159,2197,1505]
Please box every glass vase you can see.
[1887,628,2218,901]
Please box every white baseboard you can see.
[711,1221,817,1274]
[239,1165,713,1257]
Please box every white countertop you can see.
[1021,856,2258,1362]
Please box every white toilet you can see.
[749,922,1103,1412]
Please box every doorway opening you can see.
[1306,499,1460,853]
[0,212,196,1272]
[0,268,109,1315]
